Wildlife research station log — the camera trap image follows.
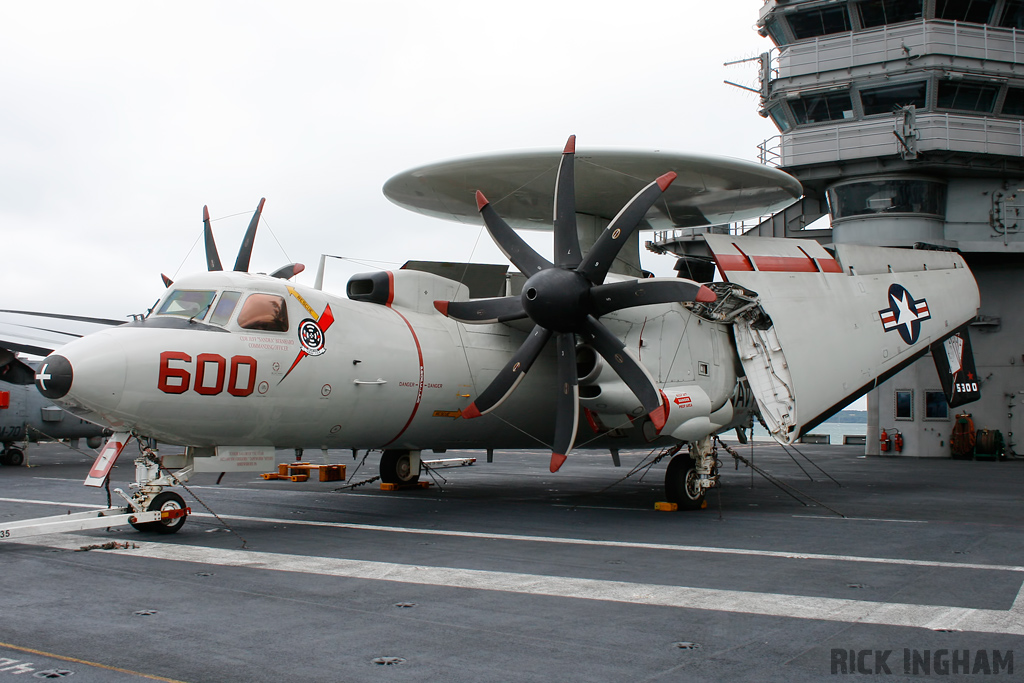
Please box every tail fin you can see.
[931,324,981,408]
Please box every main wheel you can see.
[0,447,24,467]
[130,491,188,534]
[379,450,420,485]
[665,456,705,510]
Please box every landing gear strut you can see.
[379,450,421,485]
[665,436,719,510]
[113,438,193,534]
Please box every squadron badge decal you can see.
[878,283,931,345]
[279,291,336,384]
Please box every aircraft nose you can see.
[40,331,128,414]
[35,354,73,399]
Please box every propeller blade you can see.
[553,135,582,269]
[589,279,716,318]
[550,332,580,472]
[233,197,266,272]
[270,263,305,280]
[161,274,174,288]
[477,191,553,276]
[580,315,664,430]
[462,325,552,418]
[576,172,677,286]
[203,205,223,272]
[434,296,527,324]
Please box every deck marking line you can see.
[0,639,187,682]
[10,532,1024,636]
[3,498,1022,573]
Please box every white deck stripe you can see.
[12,532,1024,636]
[3,497,1022,573]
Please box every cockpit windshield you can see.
[209,291,242,326]
[157,290,217,320]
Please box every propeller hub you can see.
[521,268,590,333]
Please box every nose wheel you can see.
[128,491,188,534]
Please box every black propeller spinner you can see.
[434,136,716,472]
[161,198,304,286]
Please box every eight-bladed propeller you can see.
[434,136,716,472]
[162,198,304,286]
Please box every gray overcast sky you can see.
[1,1,779,319]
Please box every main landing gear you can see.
[379,449,421,485]
[664,436,720,510]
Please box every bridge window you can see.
[1000,0,1024,28]
[860,81,927,116]
[935,0,995,24]
[788,6,852,39]
[209,291,242,327]
[827,178,946,221]
[1002,87,1024,116]
[156,290,216,320]
[237,293,289,332]
[857,0,923,28]
[791,91,854,124]
[766,104,792,132]
[937,80,998,113]
[763,18,790,46]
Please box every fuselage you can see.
[37,269,740,452]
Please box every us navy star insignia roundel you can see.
[878,284,931,344]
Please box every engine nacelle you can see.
[576,344,648,418]
[641,385,735,442]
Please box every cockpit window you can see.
[209,291,242,327]
[237,293,289,331]
[157,290,217,320]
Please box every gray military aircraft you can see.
[27,137,980,532]
[1,347,108,465]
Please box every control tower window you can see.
[827,178,947,220]
[763,18,789,46]
[1000,0,1024,28]
[935,0,995,24]
[860,81,927,116]
[788,6,851,39]
[1002,87,1024,116]
[937,80,998,113]
[237,293,289,332]
[858,0,923,28]
[767,104,793,132]
[791,91,854,124]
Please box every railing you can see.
[777,20,1024,79]
[771,112,1024,167]
[758,135,782,166]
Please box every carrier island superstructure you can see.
[652,0,1024,456]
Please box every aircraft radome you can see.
[27,137,981,533]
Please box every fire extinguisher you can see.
[880,428,890,452]
[893,430,904,453]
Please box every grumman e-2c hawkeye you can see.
[30,137,981,533]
